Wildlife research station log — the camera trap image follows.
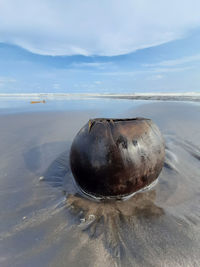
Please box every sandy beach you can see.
[0,99,200,267]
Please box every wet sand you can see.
[0,100,200,267]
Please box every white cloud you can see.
[0,0,200,56]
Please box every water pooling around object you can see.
[39,131,200,266]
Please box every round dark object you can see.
[70,118,165,200]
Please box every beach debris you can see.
[79,214,96,229]
[39,176,44,181]
[22,216,27,220]
[30,100,46,104]
[70,118,165,201]
[80,218,86,223]
[88,214,95,220]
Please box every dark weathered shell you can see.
[70,118,165,200]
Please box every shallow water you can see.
[0,99,200,266]
[0,97,151,115]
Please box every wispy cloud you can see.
[0,77,16,88]
[97,66,192,77]
[147,74,164,80]
[0,77,16,83]
[151,66,193,73]
[53,83,60,89]
[94,81,102,85]
[143,54,200,67]
[0,0,200,56]
[71,62,113,70]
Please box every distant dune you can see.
[0,92,200,101]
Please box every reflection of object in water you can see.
[67,189,163,221]
[30,100,46,104]
[70,118,165,200]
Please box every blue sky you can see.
[0,0,200,93]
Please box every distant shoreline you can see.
[0,92,200,101]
